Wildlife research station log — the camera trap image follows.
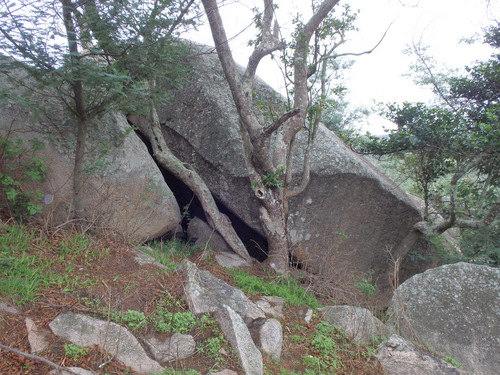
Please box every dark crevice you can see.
[131,124,268,262]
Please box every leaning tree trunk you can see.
[128,108,253,264]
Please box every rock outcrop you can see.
[319,305,392,345]
[0,93,181,242]
[376,335,468,375]
[176,259,265,324]
[158,43,431,303]
[387,262,500,375]
[215,304,263,375]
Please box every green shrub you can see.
[0,135,47,218]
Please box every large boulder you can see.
[158,43,430,304]
[376,335,468,375]
[0,91,181,241]
[319,305,393,345]
[387,262,500,375]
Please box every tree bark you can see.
[61,0,89,223]
[201,0,340,274]
[128,109,253,264]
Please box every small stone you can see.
[0,301,20,315]
[25,318,49,353]
[145,333,195,362]
[304,309,313,323]
[255,296,284,319]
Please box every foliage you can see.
[0,0,196,221]
[353,272,377,297]
[251,165,286,189]
[110,309,147,331]
[445,356,464,369]
[356,23,500,263]
[63,344,89,362]
[300,321,347,373]
[0,135,47,218]
[228,268,321,308]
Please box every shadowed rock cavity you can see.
[155,43,434,306]
[132,126,268,262]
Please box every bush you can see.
[0,135,47,218]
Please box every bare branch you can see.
[0,343,80,375]
[264,108,300,136]
[244,0,283,89]
[335,21,393,58]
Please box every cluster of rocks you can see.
[2,256,498,375]
[0,48,435,306]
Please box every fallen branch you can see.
[0,343,80,375]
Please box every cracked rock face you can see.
[159,42,432,305]
[177,259,265,324]
[376,335,468,375]
[387,263,500,375]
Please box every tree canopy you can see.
[358,23,500,265]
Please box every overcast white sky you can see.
[189,0,499,133]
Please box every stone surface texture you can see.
[0,92,180,242]
[49,312,164,374]
[177,259,265,324]
[375,335,469,375]
[255,296,285,319]
[249,318,283,359]
[319,305,392,344]
[145,333,196,362]
[187,216,231,252]
[215,304,263,375]
[49,368,97,375]
[387,262,500,375]
[25,318,49,353]
[215,251,251,268]
[158,42,432,304]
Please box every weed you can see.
[110,309,147,331]
[353,272,377,297]
[228,268,321,309]
[445,356,464,369]
[141,239,199,270]
[63,343,89,361]
[196,335,227,368]
[150,294,197,334]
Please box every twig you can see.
[0,343,80,375]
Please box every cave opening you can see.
[132,126,268,262]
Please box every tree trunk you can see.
[128,110,253,264]
[72,116,89,220]
[200,0,340,274]
[258,189,290,274]
[61,0,89,223]
[391,229,423,261]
